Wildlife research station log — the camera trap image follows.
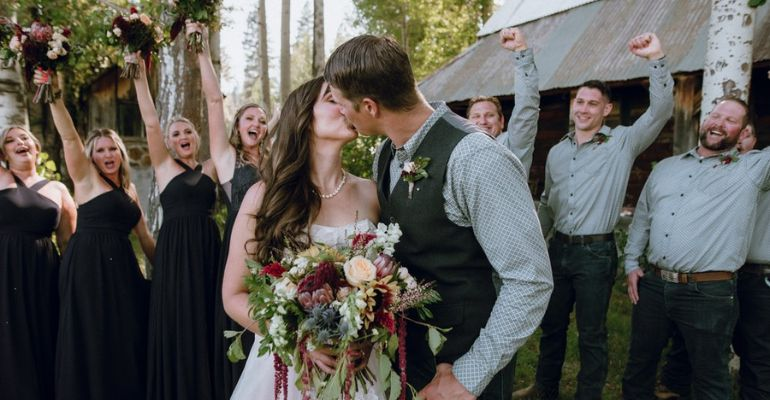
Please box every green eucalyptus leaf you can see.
[387,333,399,359]
[378,351,392,382]
[427,327,446,355]
[226,335,246,362]
[388,371,402,400]
[222,330,240,339]
[748,0,766,7]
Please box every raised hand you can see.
[499,27,527,52]
[184,20,208,42]
[628,32,664,60]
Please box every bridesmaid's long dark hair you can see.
[252,76,325,262]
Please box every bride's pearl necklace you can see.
[317,170,347,199]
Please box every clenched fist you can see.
[628,32,664,60]
[500,27,527,52]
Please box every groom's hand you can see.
[417,363,476,400]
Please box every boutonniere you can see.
[594,132,611,144]
[714,153,739,168]
[401,156,430,199]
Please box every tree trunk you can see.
[280,0,291,101]
[0,63,29,130]
[700,0,755,117]
[312,0,325,77]
[258,0,272,113]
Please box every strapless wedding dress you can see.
[230,220,384,400]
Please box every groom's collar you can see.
[390,102,450,165]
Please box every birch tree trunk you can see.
[700,0,755,118]
[312,0,325,77]
[258,0,272,112]
[280,0,291,101]
[0,63,29,130]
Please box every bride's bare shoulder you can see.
[346,174,379,220]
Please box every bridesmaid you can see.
[41,71,156,400]
[189,21,267,398]
[0,126,76,400]
[133,55,222,399]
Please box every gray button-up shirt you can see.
[373,103,553,396]
[496,48,539,179]
[625,147,770,274]
[748,147,770,264]
[538,58,674,236]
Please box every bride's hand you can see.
[307,347,337,374]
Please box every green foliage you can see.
[36,151,61,180]
[749,0,766,7]
[342,135,382,179]
[351,0,494,80]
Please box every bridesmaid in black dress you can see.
[41,71,156,400]
[190,21,266,398]
[0,126,76,400]
[133,56,222,399]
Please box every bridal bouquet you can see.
[108,7,164,79]
[168,0,220,53]
[7,20,71,103]
[227,223,447,400]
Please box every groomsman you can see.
[515,32,673,400]
[622,99,770,399]
[467,27,539,179]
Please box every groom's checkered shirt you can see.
[373,102,553,396]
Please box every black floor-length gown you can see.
[213,161,259,400]
[55,176,150,400]
[0,176,60,400]
[147,160,221,400]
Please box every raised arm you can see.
[498,27,540,178]
[189,22,235,182]
[133,55,173,173]
[624,32,674,155]
[223,182,264,332]
[39,71,93,187]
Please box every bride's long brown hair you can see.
[252,76,325,262]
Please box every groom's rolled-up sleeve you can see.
[445,133,553,396]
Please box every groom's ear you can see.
[361,98,380,118]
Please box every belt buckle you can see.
[660,269,680,283]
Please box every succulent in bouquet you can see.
[226,223,449,400]
[109,7,164,79]
[168,0,220,53]
[9,20,71,103]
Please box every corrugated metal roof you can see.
[478,0,600,37]
[419,0,770,103]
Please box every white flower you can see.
[9,36,21,52]
[402,161,416,174]
[343,256,377,286]
[397,267,410,280]
[46,50,58,60]
[52,32,65,41]
[139,13,152,25]
[106,30,112,37]
[112,27,122,37]
[56,47,67,56]
[129,13,140,20]
[406,277,417,290]
[274,278,297,300]
[276,305,286,315]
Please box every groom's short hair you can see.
[324,35,420,112]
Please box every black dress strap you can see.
[98,173,121,190]
[29,179,51,192]
[11,173,24,187]
[174,159,200,171]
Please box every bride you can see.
[222,76,382,399]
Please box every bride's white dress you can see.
[231,220,385,400]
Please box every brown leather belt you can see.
[652,266,735,284]
[740,263,770,275]
[553,231,614,245]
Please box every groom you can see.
[324,35,553,399]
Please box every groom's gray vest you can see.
[376,111,497,369]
